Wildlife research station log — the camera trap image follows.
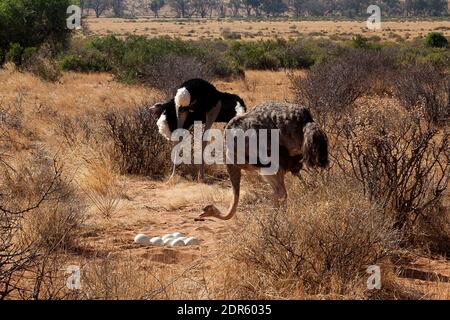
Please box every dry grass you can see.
[207,175,400,299]
[85,17,450,41]
[77,156,124,219]
[79,256,207,300]
[0,64,151,118]
[214,70,294,107]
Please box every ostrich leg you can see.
[198,101,222,182]
[263,172,287,208]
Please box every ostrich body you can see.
[200,102,329,220]
[150,78,246,181]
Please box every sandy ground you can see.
[85,17,450,41]
[78,177,238,264]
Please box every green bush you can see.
[351,35,381,50]
[210,57,244,79]
[60,50,112,72]
[5,43,24,65]
[60,36,247,83]
[56,35,450,86]
[88,36,209,83]
[351,35,370,49]
[396,43,450,69]
[22,47,38,64]
[226,39,319,70]
[418,49,450,67]
[54,36,353,83]
[424,32,449,48]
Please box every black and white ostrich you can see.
[150,78,247,181]
[200,102,329,220]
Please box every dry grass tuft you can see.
[209,176,399,299]
[80,257,207,300]
[78,156,124,219]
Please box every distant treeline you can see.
[80,0,450,18]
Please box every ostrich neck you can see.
[211,184,240,220]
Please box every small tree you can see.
[242,0,261,16]
[150,0,166,17]
[261,0,287,16]
[215,0,227,17]
[111,0,125,17]
[90,0,111,18]
[229,0,241,16]
[424,32,449,48]
[169,0,195,17]
[192,0,209,17]
[292,0,305,16]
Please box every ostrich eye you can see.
[179,106,194,113]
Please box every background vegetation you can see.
[78,0,450,19]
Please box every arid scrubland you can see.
[1,46,449,299]
[1,0,450,302]
[85,17,450,41]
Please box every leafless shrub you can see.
[13,252,80,300]
[291,50,396,131]
[0,94,35,153]
[395,63,450,125]
[218,178,398,298]
[104,105,172,178]
[52,113,100,148]
[2,149,85,250]
[292,54,449,252]
[0,97,23,130]
[138,55,213,98]
[335,102,449,239]
[0,148,85,299]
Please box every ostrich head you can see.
[150,98,197,141]
[149,100,175,140]
[199,205,221,219]
[175,87,193,129]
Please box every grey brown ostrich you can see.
[200,102,329,220]
[150,78,246,181]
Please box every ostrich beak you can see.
[199,206,210,218]
[176,109,188,129]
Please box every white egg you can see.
[163,237,174,245]
[170,238,186,247]
[172,232,185,238]
[134,234,150,245]
[150,237,163,246]
[184,237,199,246]
[162,233,175,241]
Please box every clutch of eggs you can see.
[134,232,199,247]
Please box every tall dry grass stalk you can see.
[77,155,124,219]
